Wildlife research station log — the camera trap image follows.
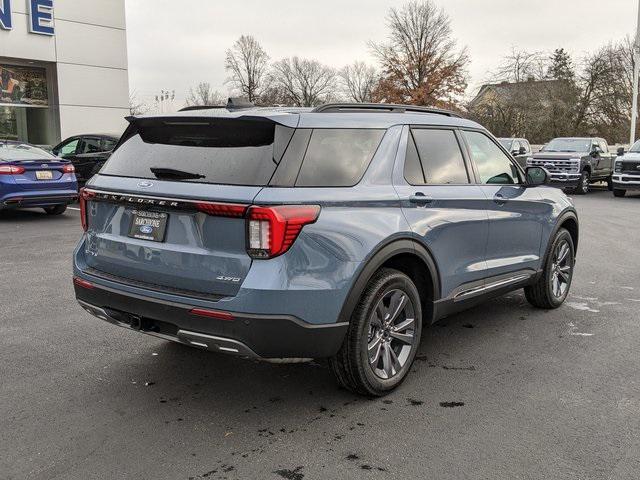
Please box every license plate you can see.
[36,170,53,180]
[128,210,168,242]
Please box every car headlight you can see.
[615,161,622,173]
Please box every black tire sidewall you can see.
[355,270,422,393]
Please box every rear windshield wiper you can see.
[150,167,205,180]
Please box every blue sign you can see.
[0,0,55,35]
[29,0,54,35]
[0,0,11,31]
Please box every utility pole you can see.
[631,0,640,145]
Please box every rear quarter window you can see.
[294,129,385,187]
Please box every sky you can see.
[125,0,638,111]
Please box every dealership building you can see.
[0,0,129,146]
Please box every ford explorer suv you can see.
[527,137,613,194]
[73,103,579,396]
[612,140,640,197]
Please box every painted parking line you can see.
[68,207,80,211]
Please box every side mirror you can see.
[519,146,527,155]
[617,147,625,156]
[525,166,549,186]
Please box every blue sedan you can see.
[0,140,78,215]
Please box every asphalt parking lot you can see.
[1,188,639,480]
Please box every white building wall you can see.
[0,0,129,141]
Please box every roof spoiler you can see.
[176,97,256,113]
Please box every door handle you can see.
[494,193,507,205]
[409,193,433,205]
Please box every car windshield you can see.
[498,139,512,149]
[542,139,590,152]
[629,140,640,153]
[0,143,57,161]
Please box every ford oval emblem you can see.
[139,225,153,234]
[137,181,154,189]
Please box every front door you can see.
[461,130,545,280]
[394,126,489,300]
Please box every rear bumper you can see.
[613,174,640,190]
[73,278,348,359]
[1,190,78,208]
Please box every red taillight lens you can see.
[62,164,75,173]
[247,205,321,259]
[0,165,26,175]
[195,202,247,218]
[79,188,96,232]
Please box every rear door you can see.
[461,130,544,279]
[394,126,489,300]
[82,116,295,299]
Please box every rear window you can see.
[0,143,56,161]
[294,129,385,187]
[100,118,294,186]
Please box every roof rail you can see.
[312,103,462,118]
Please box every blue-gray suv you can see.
[73,103,579,396]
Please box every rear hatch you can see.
[82,115,297,299]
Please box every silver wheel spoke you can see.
[388,346,402,373]
[557,243,569,263]
[368,337,383,366]
[392,317,415,333]
[558,270,570,282]
[382,344,393,378]
[390,331,413,344]
[388,292,407,323]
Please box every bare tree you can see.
[225,35,269,103]
[269,57,336,107]
[490,48,547,83]
[369,0,469,108]
[185,82,225,107]
[339,61,379,103]
[129,91,149,116]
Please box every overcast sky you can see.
[125,0,637,111]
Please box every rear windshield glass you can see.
[100,118,294,186]
[0,143,56,161]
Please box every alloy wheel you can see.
[550,240,572,299]
[367,289,417,380]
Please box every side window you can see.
[511,140,521,154]
[463,131,521,185]
[295,129,385,187]
[599,140,608,155]
[403,133,425,185]
[58,138,80,156]
[410,129,469,184]
[522,140,531,154]
[80,137,102,154]
[101,138,118,151]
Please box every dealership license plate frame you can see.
[128,210,168,242]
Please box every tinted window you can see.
[101,119,291,186]
[102,138,118,151]
[295,129,384,187]
[463,131,521,185]
[403,134,425,185]
[411,129,469,184]
[81,137,102,154]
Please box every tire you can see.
[44,205,67,215]
[613,189,626,198]
[329,268,423,397]
[574,170,590,195]
[525,228,575,309]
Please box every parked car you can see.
[526,137,613,194]
[52,134,120,186]
[0,140,78,214]
[72,103,579,396]
[498,137,532,168]
[612,141,640,197]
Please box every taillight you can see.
[79,188,96,231]
[195,202,247,217]
[189,308,235,321]
[0,165,25,175]
[73,277,95,290]
[247,205,321,259]
[62,164,75,173]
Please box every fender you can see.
[337,238,441,325]
[538,208,579,277]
